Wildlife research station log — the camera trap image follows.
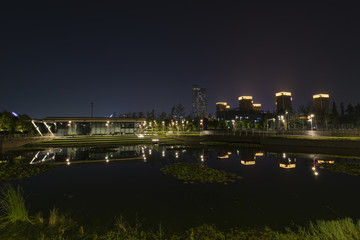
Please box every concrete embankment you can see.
[174,135,261,144]
[260,137,360,156]
[173,135,360,156]
[0,137,55,152]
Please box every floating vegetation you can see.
[161,163,242,184]
[0,163,55,181]
[321,162,360,175]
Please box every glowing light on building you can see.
[276,92,292,97]
[238,96,253,100]
[216,102,227,105]
[313,94,329,99]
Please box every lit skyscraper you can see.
[238,96,254,114]
[192,85,207,118]
[313,93,330,129]
[313,94,330,114]
[275,92,293,114]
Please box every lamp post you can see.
[308,114,315,130]
[200,119,203,131]
[106,121,109,135]
[68,121,72,135]
[267,118,275,132]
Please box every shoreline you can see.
[2,134,360,157]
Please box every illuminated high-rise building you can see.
[313,94,330,114]
[313,94,330,129]
[275,92,292,114]
[253,103,261,112]
[238,96,254,113]
[216,102,230,120]
[192,85,207,118]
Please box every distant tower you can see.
[216,102,230,120]
[313,94,330,129]
[238,96,254,114]
[313,94,330,114]
[192,85,207,118]
[253,104,261,113]
[90,102,94,117]
[275,92,292,114]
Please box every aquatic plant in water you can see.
[160,163,242,184]
[321,162,360,175]
[0,163,55,181]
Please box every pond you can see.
[1,144,360,233]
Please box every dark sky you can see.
[1,1,360,118]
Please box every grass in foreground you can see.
[0,184,30,223]
[161,163,242,184]
[1,185,360,239]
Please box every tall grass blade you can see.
[0,184,30,223]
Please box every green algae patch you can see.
[161,163,241,184]
[0,164,55,181]
[321,162,360,175]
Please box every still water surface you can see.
[3,145,360,232]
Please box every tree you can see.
[330,102,339,125]
[298,102,312,116]
[15,114,33,133]
[340,102,345,124]
[0,112,15,132]
[174,103,185,120]
[345,103,355,125]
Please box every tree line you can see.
[0,112,34,134]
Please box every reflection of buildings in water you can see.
[241,160,256,165]
[30,148,62,164]
[279,163,296,169]
[240,150,256,165]
[278,153,296,169]
[30,146,142,164]
[317,160,334,164]
[218,152,232,159]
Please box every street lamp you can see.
[267,118,275,131]
[308,114,315,130]
[106,121,110,135]
[68,121,72,135]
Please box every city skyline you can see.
[1,1,360,118]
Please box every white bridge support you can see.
[43,122,54,136]
[31,120,43,136]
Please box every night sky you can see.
[1,1,360,118]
